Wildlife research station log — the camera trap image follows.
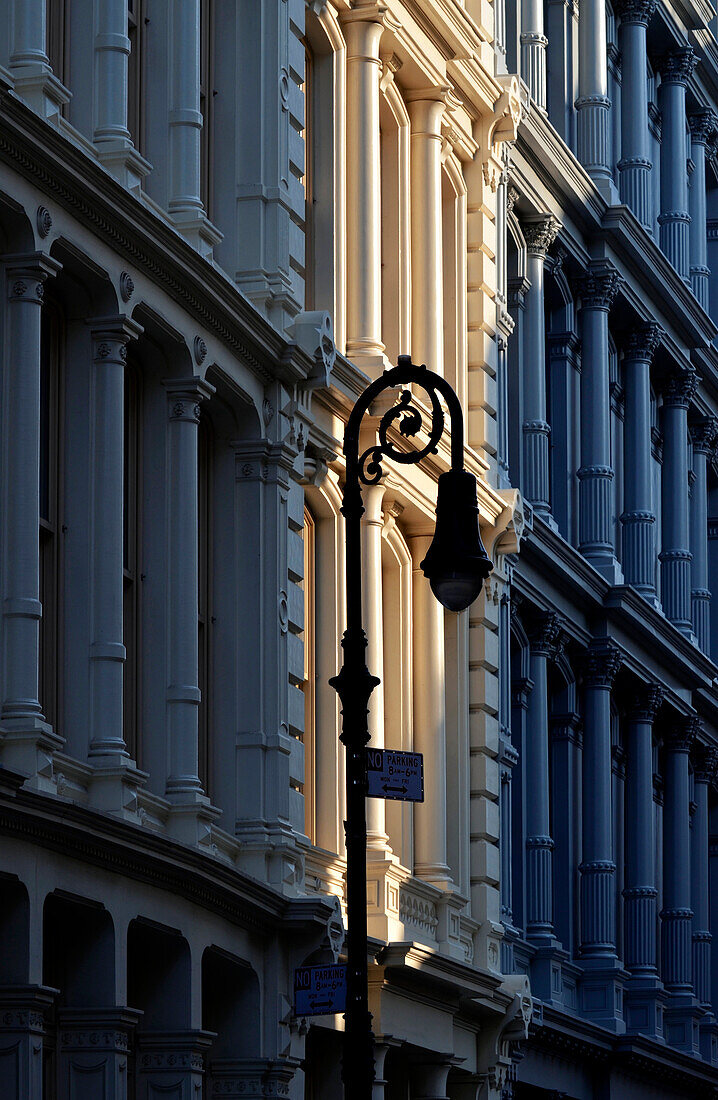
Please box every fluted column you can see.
[407,89,447,375]
[168,0,203,219]
[525,612,562,944]
[162,378,214,803]
[576,0,612,187]
[576,266,623,581]
[660,370,698,635]
[521,0,548,109]
[1,257,60,740]
[410,535,451,888]
[580,643,621,963]
[93,0,132,147]
[616,0,656,231]
[363,483,388,851]
[521,216,560,521]
[88,322,141,761]
[661,718,697,994]
[658,48,695,281]
[689,420,717,654]
[621,323,661,600]
[623,686,662,977]
[344,7,386,367]
[689,110,717,311]
[692,746,716,1009]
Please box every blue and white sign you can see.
[366,748,424,802]
[294,964,347,1016]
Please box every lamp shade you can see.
[420,469,492,611]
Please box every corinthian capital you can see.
[662,369,699,408]
[628,683,663,722]
[693,745,718,785]
[615,0,656,25]
[665,715,701,753]
[689,109,718,146]
[576,267,622,312]
[658,47,696,86]
[689,418,718,456]
[522,215,561,258]
[583,642,621,688]
[528,610,564,659]
[623,322,662,363]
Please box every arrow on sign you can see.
[382,783,408,795]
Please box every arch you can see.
[0,875,30,984]
[202,946,260,1061]
[49,237,119,318]
[43,892,115,1006]
[127,918,191,1030]
[0,190,37,254]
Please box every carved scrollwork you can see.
[358,386,444,485]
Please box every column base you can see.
[88,757,149,820]
[0,718,64,793]
[699,1013,718,1065]
[579,959,629,1032]
[136,1031,215,1099]
[663,994,702,1056]
[58,1007,143,1099]
[0,986,55,1100]
[170,209,223,262]
[166,791,222,849]
[96,140,152,195]
[529,942,570,1007]
[10,66,70,123]
[623,975,667,1041]
[581,548,624,585]
[207,1058,299,1099]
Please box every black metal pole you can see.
[330,357,484,1100]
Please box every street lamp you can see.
[329,355,493,1099]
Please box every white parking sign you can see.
[294,964,347,1016]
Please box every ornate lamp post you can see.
[330,355,493,1099]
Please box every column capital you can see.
[89,315,143,360]
[665,715,701,753]
[341,0,390,28]
[615,0,657,25]
[690,418,718,456]
[163,376,215,422]
[623,321,662,363]
[627,683,663,721]
[661,368,699,408]
[689,109,718,146]
[521,214,561,257]
[4,251,62,296]
[528,610,564,658]
[693,745,718,785]
[575,266,623,311]
[583,642,621,687]
[658,46,696,86]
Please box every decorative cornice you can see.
[521,214,561,257]
[623,322,662,363]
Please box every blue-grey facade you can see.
[498,0,718,1095]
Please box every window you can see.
[302,506,316,841]
[127,0,146,151]
[123,363,141,761]
[39,303,63,729]
[46,0,67,87]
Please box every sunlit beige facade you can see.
[0,1,527,1097]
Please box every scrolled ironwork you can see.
[357,386,445,485]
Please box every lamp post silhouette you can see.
[330,355,493,1099]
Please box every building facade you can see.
[0,2,529,1099]
[498,0,718,1094]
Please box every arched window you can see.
[380,75,411,365]
[40,300,64,730]
[127,0,146,152]
[200,0,215,217]
[442,156,468,405]
[198,413,213,793]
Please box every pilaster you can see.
[657,48,695,281]
[136,1031,214,1100]
[575,266,623,581]
[621,323,661,602]
[0,986,55,1100]
[0,254,63,789]
[58,1007,142,1100]
[689,419,717,654]
[660,369,698,636]
[579,642,627,1031]
[520,216,560,525]
[616,0,656,231]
